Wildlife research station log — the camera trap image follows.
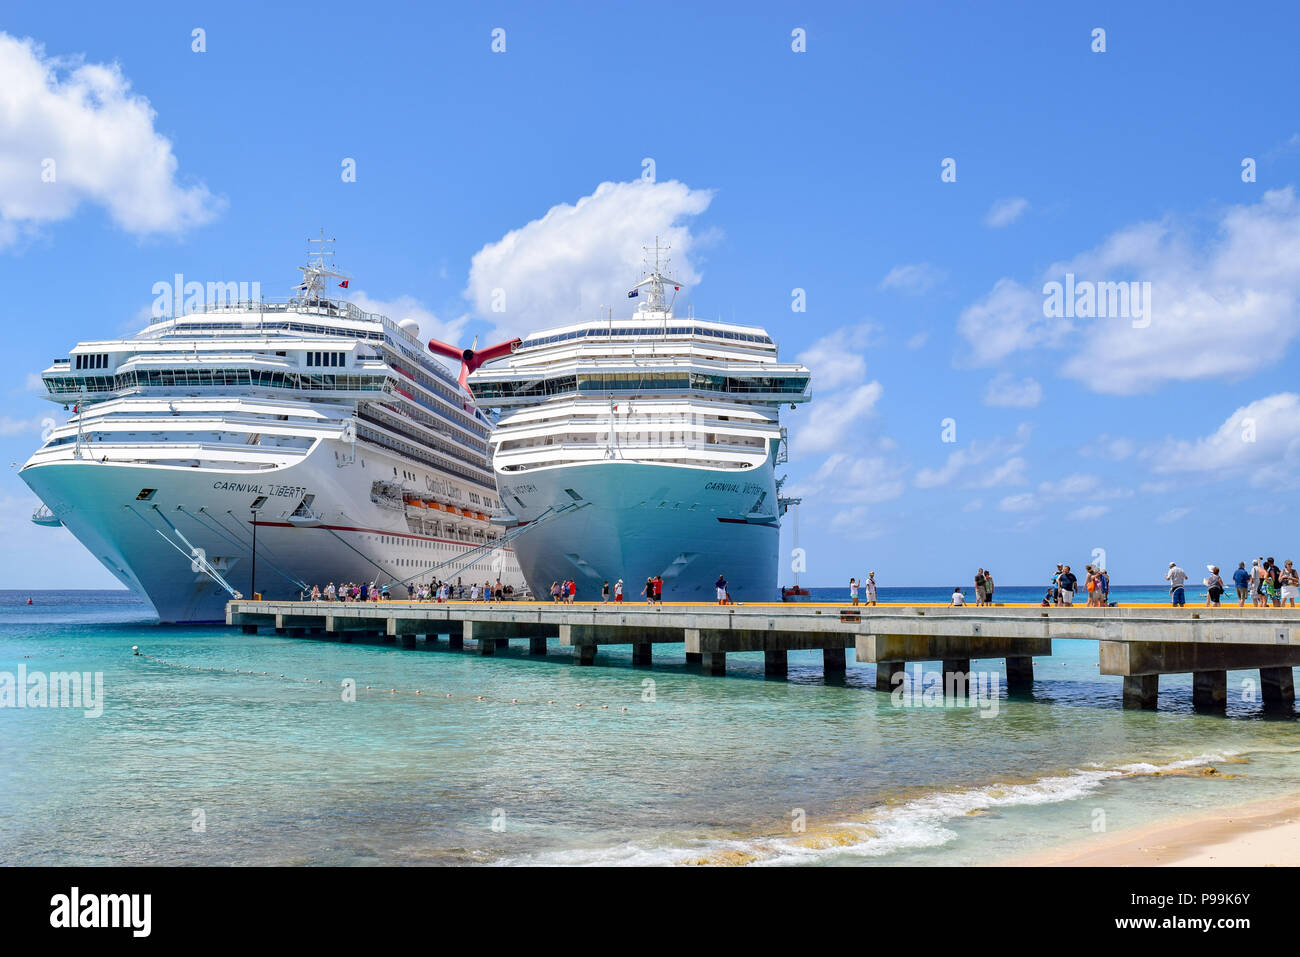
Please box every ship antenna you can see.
[294,228,351,300]
[627,235,683,318]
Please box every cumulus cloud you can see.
[464,179,714,338]
[1079,433,1136,461]
[913,423,1031,489]
[957,188,1300,394]
[788,447,907,509]
[985,197,1029,228]
[983,373,1042,408]
[878,263,946,294]
[0,32,222,247]
[1068,504,1110,521]
[796,326,871,391]
[794,381,883,454]
[1141,392,1300,485]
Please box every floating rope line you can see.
[134,652,631,712]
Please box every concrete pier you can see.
[225,600,1300,715]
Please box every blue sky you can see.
[2,1,1299,589]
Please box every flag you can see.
[627,289,638,298]
[338,280,349,288]
[674,286,679,291]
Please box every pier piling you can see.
[227,600,1300,717]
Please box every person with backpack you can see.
[715,574,728,605]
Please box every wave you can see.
[493,750,1242,867]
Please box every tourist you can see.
[550,581,560,602]
[601,580,610,603]
[568,579,576,604]
[1165,561,1188,607]
[1051,563,1063,605]
[644,577,655,604]
[974,569,986,606]
[310,584,320,601]
[983,570,994,605]
[1205,566,1224,607]
[866,571,878,605]
[1232,562,1250,606]
[1057,565,1077,607]
[652,575,663,605]
[1084,565,1098,606]
[949,586,965,607]
[1267,558,1283,607]
[1282,560,1299,608]
[614,578,624,603]
[1250,559,1266,606]
[715,574,728,605]
[849,577,859,606]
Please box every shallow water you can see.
[0,589,1295,866]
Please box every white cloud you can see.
[464,179,714,338]
[794,381,883,454]
[1068,504,1110,521]
[1079,433,1136,461]
[955,278,1048,366]
[913,423,1031,488]
[0,33,222,247]
[998,492,1037,512]
[905,331,930,349]
[1157,507,1193,523]
[878,263,946,294]
[796,326,871,390]
[983,373,1042,408]
[985,197,1029,228]
[973,456,1028,487]
[958,188,1300,394]
[1142,392,1300,484]
[789,448,907,508]
[0,413,49,436]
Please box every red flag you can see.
[338,280,349,288]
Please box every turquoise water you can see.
[0,589,1296,866]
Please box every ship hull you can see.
[498,456,779,603]
[20,441,524,624]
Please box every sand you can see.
[1009,792,1300,866]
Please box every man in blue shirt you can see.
[1233,561,1251,606]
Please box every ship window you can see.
[250,496,269,510]
[564,488,583,501]
[135,489,156,501]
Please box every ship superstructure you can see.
[460,243,811,601]
[21,241,524,621]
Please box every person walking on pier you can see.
[849,577,859,605]
[1267,558,1283,606]
[614,578,624,603]
[1233,562,1250,606]
[644,577,655,604]
[550,581,560,602]
[601,580,610,603]
[568,579,577,604]
[715,574,728,604]
[1058,565,1078,607]
[974,569,987,606]
[866,571,878,605]
[1205,566,1224,606]
[1166,561,1188,607]
[652,575,663,605]
[983,570,994,605]
[1051,563,1063,605]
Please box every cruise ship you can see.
[455,247,812,602]
[21,244,525,623]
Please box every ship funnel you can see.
[427,336,521,394]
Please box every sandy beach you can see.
[1010,793,1300,867]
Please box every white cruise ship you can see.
[459,248,812,602]
[21,245,525,622]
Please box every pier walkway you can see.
[225,600,1300,713]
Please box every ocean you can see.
[0,587,1296,866]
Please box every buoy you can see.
[132,645,140,656]
[601,705,608,710]
[547,700,555,705]
[445,693,452,698]
[476,695,485,701]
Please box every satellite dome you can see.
[397,317,421,338]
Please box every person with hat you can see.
[1165,561,1188,607]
